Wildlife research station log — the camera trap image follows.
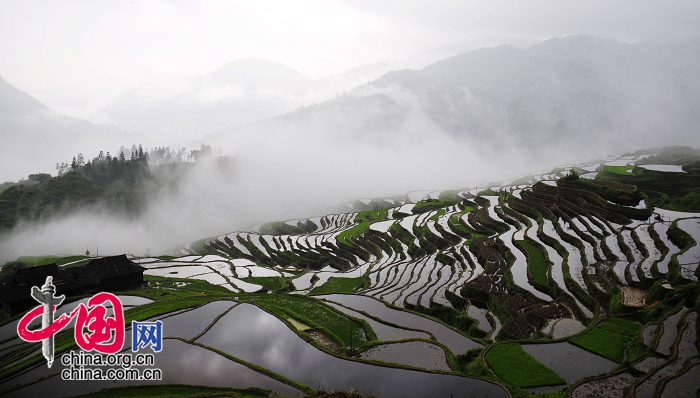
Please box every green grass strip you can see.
[412,198,457,214]
[239,295,367,347]
[486,343,565,387]
[243,276,286,291]
[309,277,366,295]
[517,240,548,286]
[428,208,446,221]
[355,208,389,223]
[604,165,634,175]
[569,317,641,363]
[337,222,370,246]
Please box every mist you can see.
[0,86,556,264]
[2,33,700,265]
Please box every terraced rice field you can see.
[135,154,698,393]
[2,152,699,397]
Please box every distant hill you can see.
[246,35,700,158]
[101,58,396,141]
[0,76,144,182]
[377,35,700,148]
[0,76,47,115]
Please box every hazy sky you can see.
[1,0,700,261]
[1,0,699,114]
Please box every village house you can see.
[0,255,145,318]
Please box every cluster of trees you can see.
[148,144,216,165]
[55,143,219,175]
[57,145,149,176]
[0,143,224,231]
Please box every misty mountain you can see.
[102,58,395,142]
[0,76,47,116]
[262,35,700,157]
[0,76,144,183]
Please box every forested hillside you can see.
[0,144,225,232]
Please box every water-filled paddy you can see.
[501,228,551,301]
[570,372,635,398]
[161,300,237,339]
[323,301,430,341]
[521,342,617,385]
[358,340,451,371]
[676,218,700,280]
[196,303,507,398]
[657,308,685,355]
[660,363,700,398]
[638,165,686,173]
[318,294,481,354]
[642,324,658,346]
[467,304,492,333]
[3,339,302,398]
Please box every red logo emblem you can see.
[17,277,125,367]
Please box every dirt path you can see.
[621,286,647,307]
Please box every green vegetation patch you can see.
[337,222,370,246]
[309,277,367,295]
[243,277,286,291]
[428,208,446,221]
[354,208,389,223]
[598,163,700,211]
[141,275,235,297]
[486,343,565,387]
[588,179,637,194]
[412,198,457,214]
[517,240,548,286]
[438,190,461,200]
[604,165,634,175]
[240,295,367,348]
[569,317,641,363]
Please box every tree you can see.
[200,144,213,159]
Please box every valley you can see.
[1,149,698,398]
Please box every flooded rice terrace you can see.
[2,152,700,397]
[1,299,506,398]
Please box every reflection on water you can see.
[197,303,507,398]
[657,308,685,356]
[522,342,617,385]
[318,294,481,354]
[642,324,658,346]
[2,339,302,398]
[162,300,237,339]
[467,304,492,333]
[660,363,700,398]
[358,340,451,371]
[323,301,430,341]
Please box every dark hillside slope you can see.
[376,36,700,148]
[262,36,700,157]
